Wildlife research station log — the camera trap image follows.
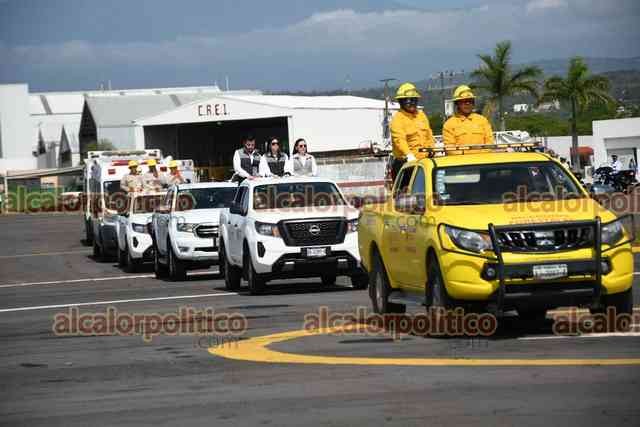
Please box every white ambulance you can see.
[83,149,163,260]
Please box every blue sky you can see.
[1,0,639,92]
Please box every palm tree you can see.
[471,41,542,131]
[541,57,614,169]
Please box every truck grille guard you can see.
[437,214,635,314]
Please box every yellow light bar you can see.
[418,141,542,156]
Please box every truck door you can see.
[381,166,414,287]
[399,166,428,289]
[228,186,248,263]
[155,189,174,255]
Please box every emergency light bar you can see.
[87,149,162,159]
[418,141,542,156]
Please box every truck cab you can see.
[116,191,165,272]
[218,177,368,294]
[151,182,237,281]
[358,143,634,320]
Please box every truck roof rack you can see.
[419,141,542,156]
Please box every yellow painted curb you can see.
[209,325,640,367]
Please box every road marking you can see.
[519,331,640,340]
[0,292,237,313]
[210,325,640,366]
[0,250,92,259]
[0,275,155,288]
[0,269,220,288]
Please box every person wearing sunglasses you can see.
[259,137,289,177]
[443,85,494,148]
[389,82,435,180]
[232,134,262,181]
[290,138,317,177]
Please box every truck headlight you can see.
[255,221,280,237]
[176,223,197,233]
[347,219,358,233]
[601,220,624,246]
[445,225,492,253]
[132,223,148,234]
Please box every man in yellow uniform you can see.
[142,159,163,192]
[164,160,185,186]
[120,160,142,193]
[443,85,494,149]
[389,82,434,180]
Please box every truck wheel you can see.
[370,252,405,314]
[321,274,336,286]
[602,287,633,317]
[117,246,127,268]
[84,221,93,246]
[350,273,369,290]
[426,256,452,312]
[244,249,265,295]
[125,248,140,273]
[168,243,187,281]
[93,236,106,262]
[221,242,241,291]
[154,245,168,279]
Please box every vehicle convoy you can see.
[116,192,165,272]
[219,177,368,294]
[358,143,635,320]
[83,149,162,260]
[151,182,237,281]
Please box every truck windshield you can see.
[176,187,236,211]
[253,182,346,209]
[133,195,164,213]
[434,162,584,205]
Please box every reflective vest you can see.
[142,172,163,191]
[292,154,314,176]
[236,148,261,176]
[265,152,288,176]
[120,174,142,193]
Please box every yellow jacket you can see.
[443,113,494,147]
[390,110,434,160]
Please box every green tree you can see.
[541,57,615,169]
[471,41,542,131]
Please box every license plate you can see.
[304,247,328,258]
[533,264,568,280]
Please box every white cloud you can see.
[526,0,567,14]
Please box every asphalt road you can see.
[1,214,639,426]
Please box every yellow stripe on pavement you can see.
[209,325,640,367]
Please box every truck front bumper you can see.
[171,233,219,263]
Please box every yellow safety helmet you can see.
[395,82,421,100]
[128,160,138,168]
[453,85,476,102]
[169,160,179,168]
[147,159,157,167]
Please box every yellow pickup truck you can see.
[358,144,634,319]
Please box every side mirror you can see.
[229,201,241,215]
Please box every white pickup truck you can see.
[218,177,368,294]
[116,192,165,272]
[151,182,237,281]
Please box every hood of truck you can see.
[129,213,153,225]
[252,205,360,224]
[436,198,618,230]
[173,208,223,225]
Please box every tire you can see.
[426,255,452,312]
[244,247,265,295]
[598,287,633,317]
[154,244,168,279]
[117,245,127,268]
[221,242,241,291]
[350,273,369,290]
[84,221,93,246]
[92,236,105,262]
[125,247,140,273]
[321,274,337,286]
[369,251,405,314]
[518,308,547,322]
[168,242,187,281]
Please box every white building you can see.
[592,117,640,168]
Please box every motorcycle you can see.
[590,166,638,194]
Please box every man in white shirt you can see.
[611,155,623,172]
[233,135,262,181]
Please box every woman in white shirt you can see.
[289,138,318,176]
[259,137,289,177]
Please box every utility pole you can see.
[380,78,396,144]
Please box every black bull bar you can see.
[437,215,635,314]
